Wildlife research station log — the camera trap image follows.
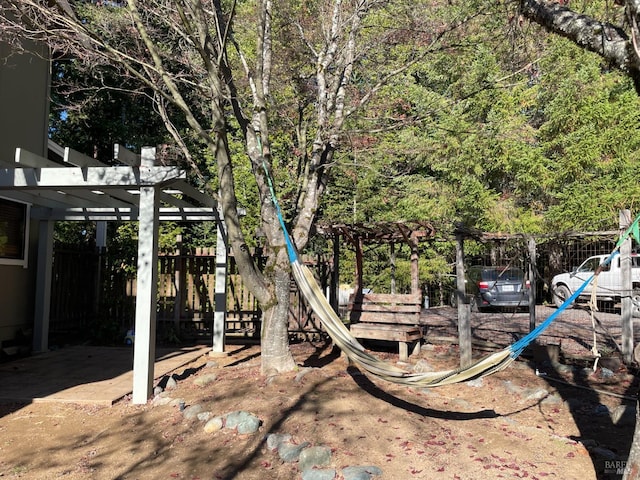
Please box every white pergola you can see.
[0,141,228,404]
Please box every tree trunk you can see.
[260,263,296,375]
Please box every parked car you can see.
[551,253,640,316]
[465,266,530,312]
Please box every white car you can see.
[551,253,640,316]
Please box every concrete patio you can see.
[0,344,211,406]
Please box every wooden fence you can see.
[49,246,326,344]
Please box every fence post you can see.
[173,235,184,329]
[528,237,536,333]
[620,209,633,364]
[456,234,472,367]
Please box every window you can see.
[0,196,30,266]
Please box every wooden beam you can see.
[30,206,219,221]
[170,179,217,208]
[0,166,185,188]
[15,148,62,168]
[48,139,65,158]
[159,191,193,208]
[114,144,141,166]
[64,147,104,167]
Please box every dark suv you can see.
[465,266,530,311]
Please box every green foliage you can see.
[38,0,640,298]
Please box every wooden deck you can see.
[0,345,211,406]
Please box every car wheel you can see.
[552,284,573,309]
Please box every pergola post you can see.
[132,147,160,404]
[212,209,227,354]
[410,235,420,295]
[32,219,54,353]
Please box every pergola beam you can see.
[31,206,219,221]
[0,166,185,188]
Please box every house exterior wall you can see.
[0,40,50,348]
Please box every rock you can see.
[225,411,261,434]
[153,385,163,396]
[151,392,173,406]
[165,376,178,390]
[203,416,224,433]
[600,368,615,379]
[466,378,483,388]
[182,404,204,420]
[611,404,637,426]
[266,433,292,451]
[342,466,383,480]
[193,373,217,387]
[302,469,336,480]
[278,441,311,462]
[205,361,219,369]
[197,411,212,422]
[412,359,435,373]
[299,445,332,472]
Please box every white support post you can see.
[620,209,634,364]
[212,211,227,354]
[32,220,54,353]
[132,148,160,404]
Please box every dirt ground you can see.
[0,339,637,480]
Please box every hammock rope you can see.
[261,154,640,386]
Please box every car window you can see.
[577,257,610,273]
[481,268,523,282]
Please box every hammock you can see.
[265,171,640,386]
